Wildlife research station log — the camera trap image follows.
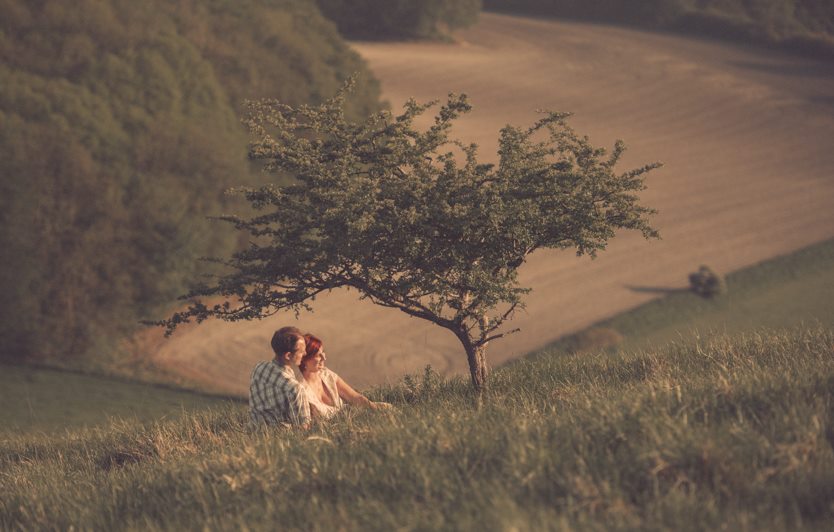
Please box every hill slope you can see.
[0,364,238,434]
[3,326,833,529]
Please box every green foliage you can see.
[2,326,833,529]
[689,264,727,298]
[0,0,381,364]
[484,0,834,57]
[316,0,482,40]
[170,0,381,117]
[158,87,659,390]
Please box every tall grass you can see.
[2,326,832,529]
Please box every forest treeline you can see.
[484,0,834,57]
[316,0,482,40]
[0,0,382,365]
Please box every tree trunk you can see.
[460,332,489,393]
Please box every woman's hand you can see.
[335,375,394,411]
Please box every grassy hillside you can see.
[484,0,834,58]
[552,238,834,355]
[2,326,832,529]
[0,0,381,367]
[0,365,239,434]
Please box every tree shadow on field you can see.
[625,285,689,295]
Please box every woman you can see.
[299,333,389,418]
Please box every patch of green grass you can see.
[1,327,832,530]
[0,365,240,435]
[550,238,834,355]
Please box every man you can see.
[249,326,311,428]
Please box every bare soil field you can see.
[148,13,834,395]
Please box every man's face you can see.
[290,338,306,366]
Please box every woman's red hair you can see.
[300,333,323,371]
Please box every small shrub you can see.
[689,265,727,298]
[400,365,443,403]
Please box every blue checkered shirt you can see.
[249,360,311,427]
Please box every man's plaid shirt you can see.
[249,360,311,427]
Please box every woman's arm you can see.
[335,375,374,407]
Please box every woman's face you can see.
[305,348,326,373]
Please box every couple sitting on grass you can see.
[249,326,390,428]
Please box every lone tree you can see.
[156,85,660,392]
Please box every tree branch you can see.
[480,328,521,346]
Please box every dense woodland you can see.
[316,0,482,40]
[485,0,834,55]
[0,0,382,364]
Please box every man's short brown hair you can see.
[271,326,303,357]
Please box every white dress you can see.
[301,368,343,419]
